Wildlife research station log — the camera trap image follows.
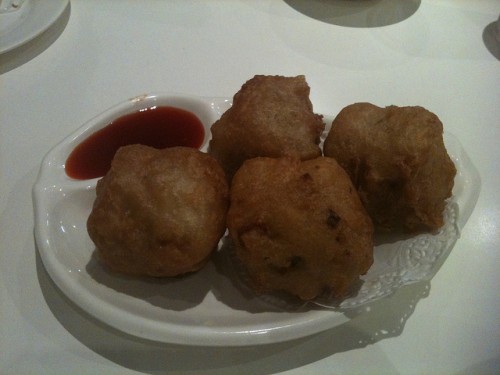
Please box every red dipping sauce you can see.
[65,106,205,180]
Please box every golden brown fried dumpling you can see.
[227,156,373,301]
[209,75,324,179]
[87,145,229,277]
[324,103,456,232]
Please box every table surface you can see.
[1,1,499,374]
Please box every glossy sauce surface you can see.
[65,106,205,180]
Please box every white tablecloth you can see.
[1,1,499,374]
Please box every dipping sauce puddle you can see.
[65,106,205,180]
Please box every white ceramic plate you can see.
[0,0,69,54]
[33,93,480,346]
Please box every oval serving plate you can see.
[33,93,480,346]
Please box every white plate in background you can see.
[0,0,69,53]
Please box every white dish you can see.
[0,0,69,54]
[33,93,480,346]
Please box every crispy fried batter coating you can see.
[324,103,456,232]
[227,156,374,301]
[87,145,229,277]
[209,75,325,179]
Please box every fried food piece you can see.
[323,103,456,232]
[227,156,373,301]
[87,145,229,277]
[209,75,324,179]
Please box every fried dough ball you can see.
[87,145,229,277]
[209,75,325,179]
[324,103,456,232]
[227,156,374,301]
